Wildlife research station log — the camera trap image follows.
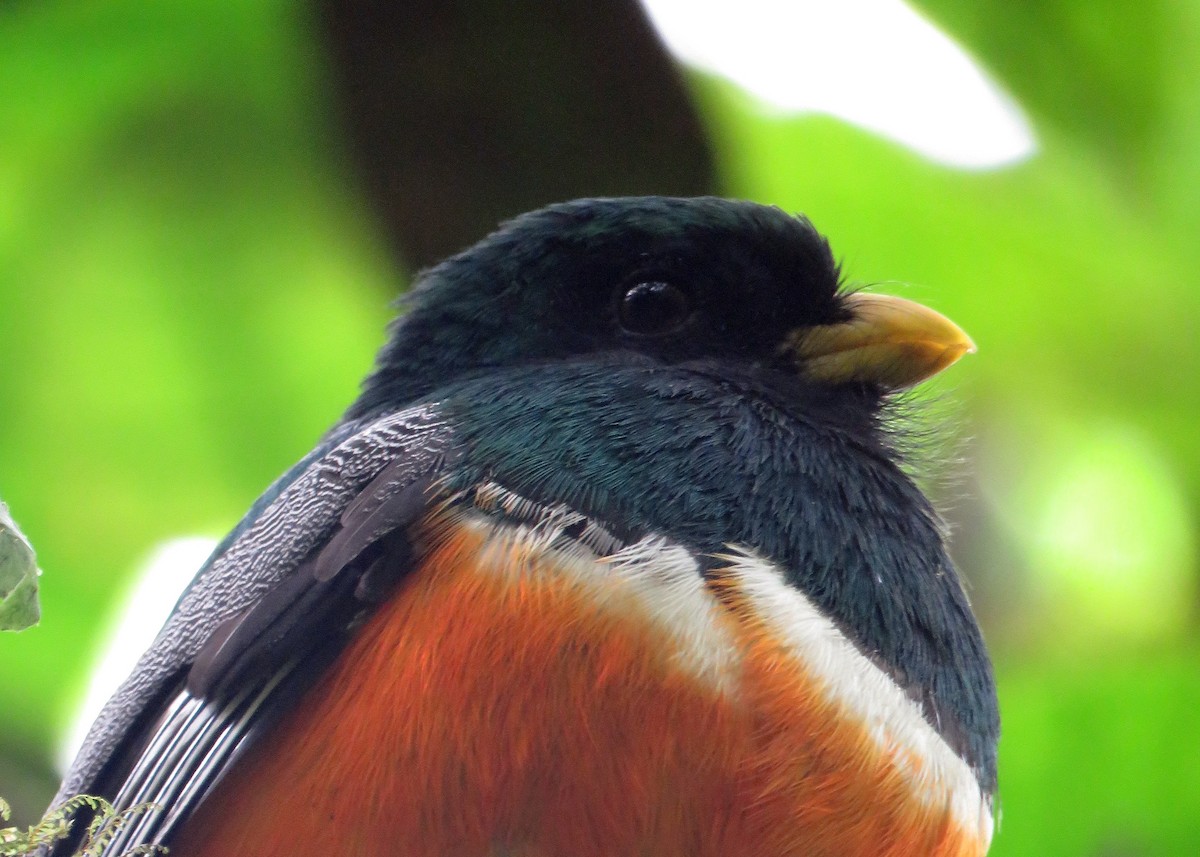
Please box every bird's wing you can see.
[50,404,460,855]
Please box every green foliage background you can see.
[2,1,1198,854]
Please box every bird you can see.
[49,196,999,857]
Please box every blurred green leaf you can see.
[0,503,40,632]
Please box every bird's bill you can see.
[787,293,976,389]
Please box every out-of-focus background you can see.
[2,0,1198,853]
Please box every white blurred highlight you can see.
[58,536,219,774]
[640,0,1036,169]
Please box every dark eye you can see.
[617,281,691,335]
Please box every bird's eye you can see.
[617,281,691,335]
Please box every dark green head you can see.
[347,197,855,419]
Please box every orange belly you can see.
[173,517,989,857]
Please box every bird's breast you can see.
[173,485,993,857]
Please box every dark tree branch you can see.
[315,0,718,269]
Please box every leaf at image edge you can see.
[0,502,42,631]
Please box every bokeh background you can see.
[3,1,1199,853]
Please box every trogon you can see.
[48,197,999,856]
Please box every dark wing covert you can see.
[47,404,459,856]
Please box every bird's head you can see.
[346,196,973,419]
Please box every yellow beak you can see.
[787,293,976,390]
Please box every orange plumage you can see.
[174,514,987,857]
